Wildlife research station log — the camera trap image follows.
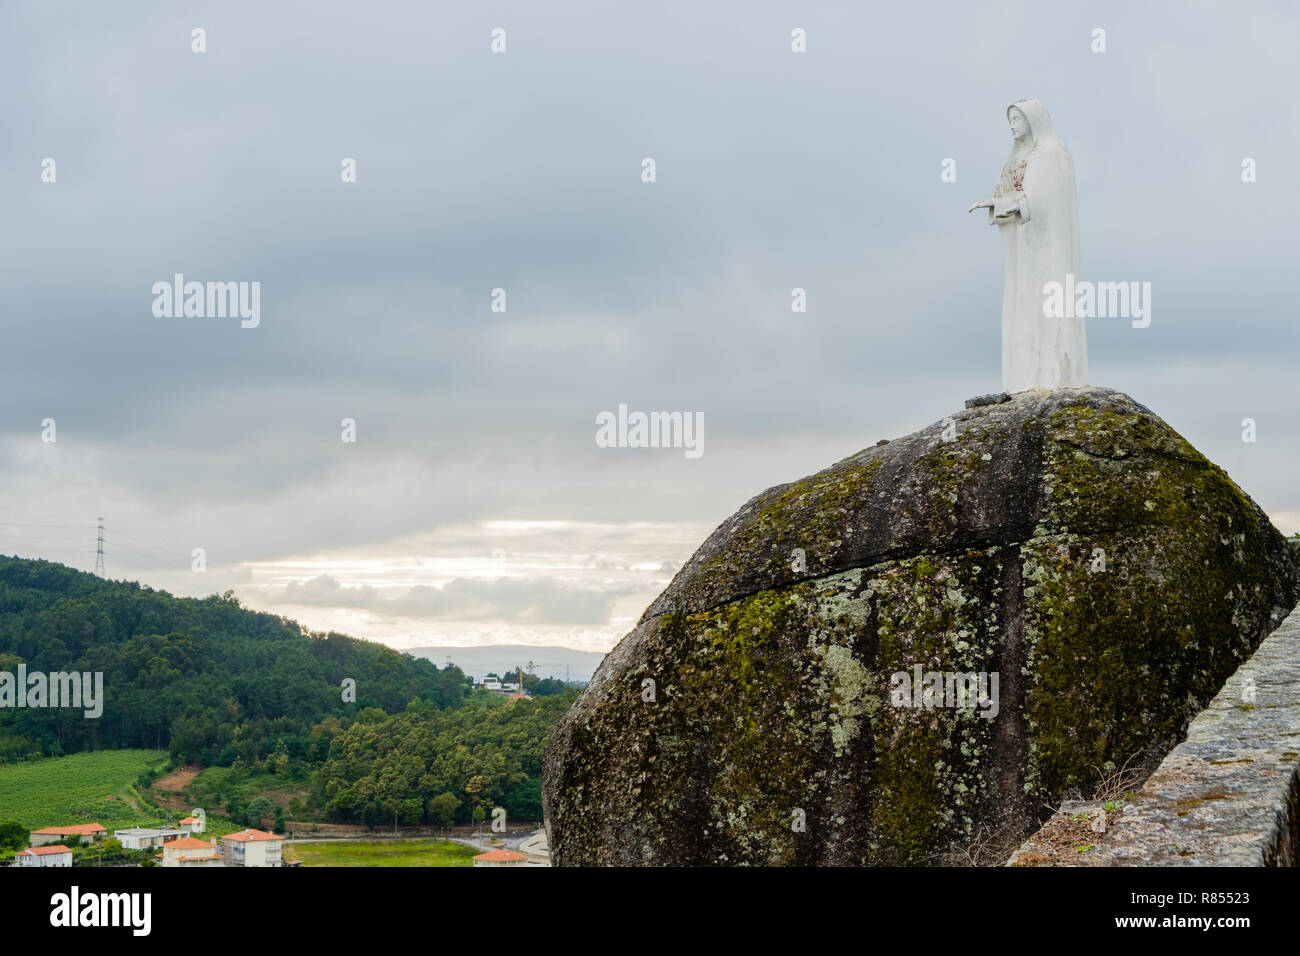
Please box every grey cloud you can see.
[1,0,1297,636]
[275,574,636,626]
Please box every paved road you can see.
[283,829,539,850]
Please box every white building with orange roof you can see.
[114,826,184,850]
[178,815,204,834]
[162,837,223,867]
[16,844,74,867]
[221,828,284,867]
[29,823,106,846]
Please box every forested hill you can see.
[0,555,469,762]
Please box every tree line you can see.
[0,556,577,827]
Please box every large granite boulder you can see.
[542,387,1300,865]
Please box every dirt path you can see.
[153,765,201,791]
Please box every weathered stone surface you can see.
[542,387,1300,866]
[965,392,1012,408]
[1061,603,1300,867]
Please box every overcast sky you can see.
[2,1,1296,657]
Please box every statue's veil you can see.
[1007,99,1077,247]
[1008,99,1061,149]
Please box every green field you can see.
[284,838,479,867]
[0,750,169,830]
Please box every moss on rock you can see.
[543,388,1300,865]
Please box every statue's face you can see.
[1009,108,1029,141]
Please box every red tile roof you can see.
[223,828,281,842]
[31,823,105,835]
[179,817,200,824]
[473,848,528,861]
[166,837,215,850]
[20,844,74,856]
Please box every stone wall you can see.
[1012,601,1300,866]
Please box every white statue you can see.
[969,100,1087,392]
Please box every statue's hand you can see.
[968,200,994,213]
[991,204,1021,225]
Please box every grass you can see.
[283,838,480,867]
[0,750,169,830]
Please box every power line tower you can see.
[94,518,105,577]
[526,660,571,684]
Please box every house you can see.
[502,681,520,692]
[472,848,528,867]
[161,837,223,867]
[481,677,502,691]
[16,844,74,867]
[507,693,533,702]
[29,823,106,846]
[221,828,284,867]
[178,816,204,834]
[114,827,184,850]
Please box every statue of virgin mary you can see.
[970,100,1087,392]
